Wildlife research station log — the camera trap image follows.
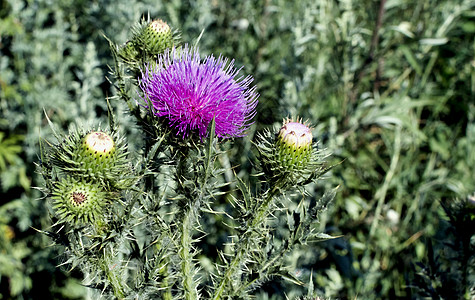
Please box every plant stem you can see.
[174,146,199,299]
[177,121,216,299]
[370,125,401,237]
[157,256,173,300]
[212,186,279,300]
[461,220,471,299]
[95,247,125,299]
[179,204,198,300]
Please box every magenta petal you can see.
[138,45,258,139]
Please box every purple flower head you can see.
[139,45,258,139]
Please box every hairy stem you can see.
[174,147,199,299]
[158,257,173,300]
[212,186,279,299]
[179,205,198,300]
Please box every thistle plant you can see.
[118,17,179,66]
[256,118,324,188]
[38,17,337,299]
[51,176,114,226]
[138,45,258,140]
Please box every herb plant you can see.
[37,18,336,299]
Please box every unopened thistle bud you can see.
[52,177,111,226]
[119,18,176,62]
[276,120,313,171]
[142,19,173,55]
[50,129,130,186]
[78,131,116,171]
[256,118,324,187]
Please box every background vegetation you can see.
[1,0,474,299]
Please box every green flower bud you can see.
[78,131,116,171]
[50,129,130,187]
[119,18,176,62]
[276,119,313,171]
[255,117,325,187]
[73,130,122,177]
[143,19,173,55]
[52,177,111,226]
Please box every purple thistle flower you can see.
[139,46,258,139]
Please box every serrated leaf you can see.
[278,270,305,286]
[309,232,339,242]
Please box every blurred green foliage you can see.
[1,0,474,299]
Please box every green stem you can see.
[73,231,125,298]
[212,186,279,300]
[179,206,198,300]
[212,249,244,300]
[461,223,470,299]
[176,121,216,299]
[242,244,288,292]
[175,147,199,299]
[106,268,125,299]
[158,257,173,300]
[95,248,125,299]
